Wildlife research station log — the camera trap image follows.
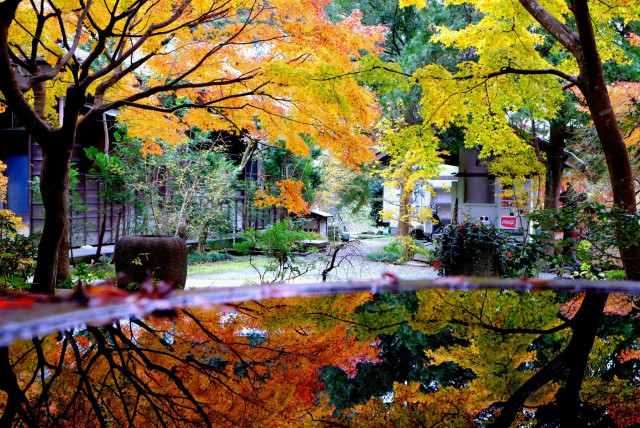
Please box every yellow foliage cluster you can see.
[384,0,640,202]
[0,162,24,235]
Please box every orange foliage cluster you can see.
[607,390,640,428]
[115,0,386,168]
[560,292,638,319]
[572,81,640,150]
[618,348,640,363]
[628,33,640,47]
[254,179,310,215]
[141,138,164,158]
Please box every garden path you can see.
[185,238,439,288]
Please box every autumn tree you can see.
[0,0,384,292]
[328,0,467,238]
[395,0,640,279]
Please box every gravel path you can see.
[186,237,439,288]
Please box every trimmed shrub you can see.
[188,251,233,265]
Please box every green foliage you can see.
[235,219,318,283]
[367,238,430,264]
[320,291,475,411]
[337,170,380,215]
[500,237,546,279]
[528,201,640,273]
[434,222,508,276]
[66,262,114,287]
[187,252,233,265]
[0,231,38,287]
[604,269,627,280]
[85,146,133,205]
[113,126,237,239]
[366,250,404,264]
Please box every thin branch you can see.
[311,65,412,81]
[30,0,94,85]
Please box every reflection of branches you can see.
[106,325,216,428]
[66,331,108,427]
[0,347,34,426]
[435,290,570,336]
[308,311,407,332]
[488,292,609,427]
[448,318,570,336]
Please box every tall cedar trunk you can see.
[572,0,640,280]
[31,145,73,293]
[541,119,567,255]
[544,119,566,211]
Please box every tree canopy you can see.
[0,0,387,291]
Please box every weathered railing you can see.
[0,275,638,347]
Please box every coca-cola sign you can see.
[500,217,517,229]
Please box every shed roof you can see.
[308,209,333,218]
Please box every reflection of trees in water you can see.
[1,291,639,426]
[0,297,377,427]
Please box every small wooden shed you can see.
[302,209,333,238]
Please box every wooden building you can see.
[0,108,121,247]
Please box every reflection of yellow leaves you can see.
[349,382,476,427]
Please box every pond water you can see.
[1,279,639,427]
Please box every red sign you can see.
[500,217,517,229]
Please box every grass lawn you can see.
[187,256,269,275]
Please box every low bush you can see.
[366,238,430,264]
[235,219,318,283]
[603,269,626,280]
[367,250,406,264]
[434,222,509,277]
[0,210,38,288]
[188,251,233,265]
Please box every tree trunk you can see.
[57,219,71,280]
[31,144,73,293]
[397,184,411,237]
[95,200,108,261]
[541,118,567,255]
[544,119,566,211]
[197,218,211,253]
[115,208,122,244]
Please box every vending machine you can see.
[498,189,528,232]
